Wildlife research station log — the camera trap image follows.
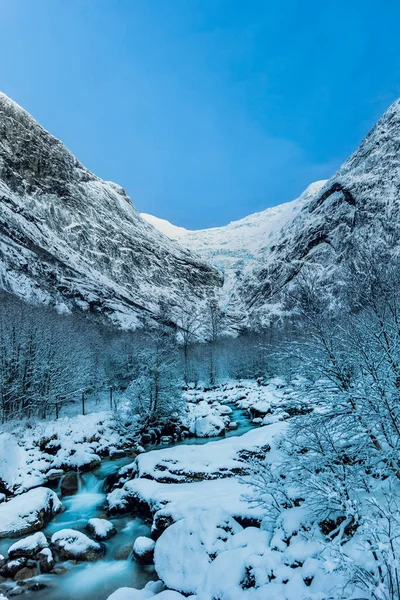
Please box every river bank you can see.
[0,380,289,599]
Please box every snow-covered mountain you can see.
[142,181,327,310]
[0,93,222,328]
[144,98,400,327]
[2,89,400,331]
[240,97,400,324]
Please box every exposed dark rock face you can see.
[60,471,81,496]
[0,93,222,328]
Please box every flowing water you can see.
[0,404,254,600]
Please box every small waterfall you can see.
[81,473,105,494]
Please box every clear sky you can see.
[1,0,400,229]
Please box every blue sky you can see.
[1,0,400,228]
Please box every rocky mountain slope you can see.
[0,93,222,328]
[240,97,400,324]
[145,98,400,327]
[2,90,399,332]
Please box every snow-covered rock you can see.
[191,414,226,438]
[0,557,27,578]
[0,433,25,495]
[133,421,285,484]
[154,509,242,595]
[87,517,117,541]
[108,476,264,539]
[51,528,105,561]
[35,547,55,573]
[132,536,155,565]
[107,581,183,600]
[8,532,48,559]
[0,487,62,538]
[216,404,233,415]
[52,447,101,472]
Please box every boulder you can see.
[113,544,132,560]
[8,532,48,559]
[109,448,126,460]
[14,566,37,581]
[0,558,26,578]
[34,548,55,573]
[160,436,173,444]
[0,488,62,539]
[154,509,242,595]
[56,448,101,473]
[51,529,105,562]
[217,405,233,416]
[87,518,116,541]
[192,415,226,438]
[50,565,67,575]
[60,471,81,496]
[132,536,155,565]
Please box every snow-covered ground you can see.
[103,377,390,600]
[104,414,346,599]
[0,379,291,599]
[0,378,370,599]
[0,380,288,497]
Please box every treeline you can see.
[0,292,277,424]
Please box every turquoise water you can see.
[0,404,254,600]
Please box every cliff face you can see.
[235,99,400,325]
[0,93,222,328]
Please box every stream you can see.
[0,404,255,600]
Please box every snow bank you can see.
[0,487,62,538]
[154,508,242,594]
[0,433,25,494]
[8,410,125,493]
[135,421,286,483]
[109,476,264,530]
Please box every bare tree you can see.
[176,307,201,386]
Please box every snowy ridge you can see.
[0,92,222,328]
[140,214,189,239]
[142,180,327,311]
